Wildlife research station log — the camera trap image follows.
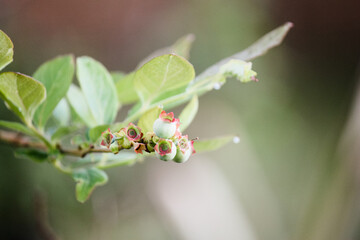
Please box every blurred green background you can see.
[1,0,360,239]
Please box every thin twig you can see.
[57,144,112,158]
[0,129,112,158]
[0,129,47,150]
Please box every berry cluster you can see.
[101,111,196,163]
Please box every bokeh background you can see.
[1,0,360,239]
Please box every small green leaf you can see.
[114,72,139,104]
[71,135,89,147]
[193,135,236,153]
[67,84,97,128]
[72,167,108,203]
[0,30,14,71]
[0,72,46,125]
[137,34,195,68]
[33,55,74,128]
[111,71,126,84]
[233,22,293,61]
[134,54,195,104]
[0,120,35,136]
[97,152,139,169]
[77,56,119,125]
[179,95,198,132]
[73,151,138,169]
[88,124,109,143]
[15,148,49,163]
[194,22,293,82]
[137,106,162,133]
[52,98,71,127]
[51,125,77,141]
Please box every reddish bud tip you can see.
[159,111,175,123]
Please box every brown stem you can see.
[0,129,47,150]
[0,129,112,158]
[57,144,112,158]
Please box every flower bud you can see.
[117,136,132,149]
[110,141,120,154]
[101,128,114,148]
[125,123,143,142]
[134,142,147,154]
[143,132,159,152]
[155,139,176,161]
[153,111,178,139]
[173,135,195,163]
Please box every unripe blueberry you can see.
[173,147,192,163]
[172,135,195,163]
[153,111,179,139]
[155,139,176,161]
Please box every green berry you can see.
[155,139,176,161]
[153,111,180,139]
[153,118,177,139]
[173,146,192,163]
[172,135,194,163]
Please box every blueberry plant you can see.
[0,23,292,202]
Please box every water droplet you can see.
[213,83,221,90]
[233,136,240,144]
[158,104,164,109]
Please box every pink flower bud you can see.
[125,123,143,142]
[134,142,147,154]
[101,128,114,148]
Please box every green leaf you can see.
[97,152,139,169]
[194,22,293,82]
[72,167,108,203]
[114,72,139,104]
[137,106,162,133]
[71,134,89,147]
[73,151,138,169]
[67,84,97,128]
[0,120,35,136]
[193,135,237,153]
[0,72,46,125]
[115,34,195,105]
[134,54,195,104]
[51,125,77,141]
[111,71,126,84]
[15,148,49,163]
[0,30,14,71]
[179,95,198,132]
[33,55,75,128]
[233,22,293,61]
[171,34,195,60]
[88,124,109,143]
[137,34,195,68]
[76,56,119,125]
[52,98,71,127]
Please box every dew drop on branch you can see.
[213,83,221,90]
[233,136,240,144]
